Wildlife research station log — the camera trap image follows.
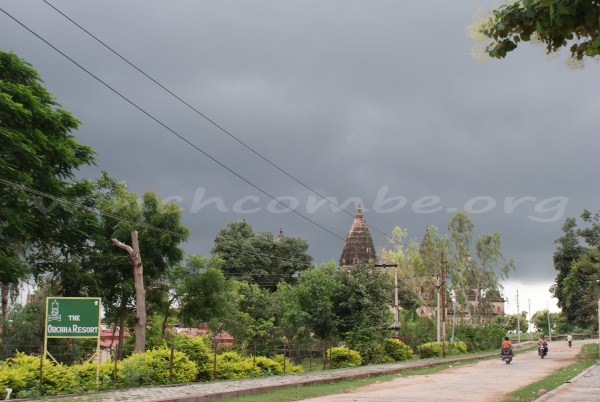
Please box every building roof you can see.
[340,206,376,267]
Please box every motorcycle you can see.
[500,347,513,364]
[538,343,548,358]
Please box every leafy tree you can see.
[92,176,189,356]
[447,212,513,323]
[551,217,584,309]
[332,261,393,363]
[0,50,94,315]
[293,262,341,344]
[211,220,312,291]
[551,210,600,329]
[561,248,600,328]
[473,1,600,61]
[175,255,236,328]
[503,312,529,333]
[532,309,562,335]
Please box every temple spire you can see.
[339,206,376,267]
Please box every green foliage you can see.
[475,1,600,60]
[214,351,303,380]
[0,50,95,288]
[72,360,122,391]
[397,316,437,351]
[551,211,600,329]
[452,323,505,352]
[383,338,414,361]
[211,220,312,291]
[120,348,197,386]
[173,334,212,381]
[0,352,79,398]
[328,347,362,368]
[416,341,467,358]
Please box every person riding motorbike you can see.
[500,336,513,363]
[538,335,548,357]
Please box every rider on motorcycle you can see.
[538,335,548,355]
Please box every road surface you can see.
[302,340,594,402]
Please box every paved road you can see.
[301,340,596,402]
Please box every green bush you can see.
[72,360,122,390]
[453,323,505,352]
[215,351,257,379]
[0,352,80,398]
[384,338,414,361]
[329,347,362,368]
[273,354,304,373]
[416,341,468,358]
[120,348,197,386]
[174,334,212,381]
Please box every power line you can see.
[39,0,391,242]
[0,7,346,243]
[0,178,186,238]
[0,178,318,266]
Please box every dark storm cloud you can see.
[1,0,599,300]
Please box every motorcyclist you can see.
[500,336,513,362]
[538,335,548,355]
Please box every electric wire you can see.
[0,178,316,266]
[39,0,390,241]
[0,7,346,243]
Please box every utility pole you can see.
[441,252,447,358]
[516,290,520,344]
[547,301,552,341]
[528,299,533,342]
[375,263,399,337]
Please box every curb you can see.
[533,361,600,402]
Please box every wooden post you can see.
[112,231,146,353]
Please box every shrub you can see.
[174,334,212,381]
[384,338,414,361]
[453,323,505,352]
[72,360,122,390]
[215,351,257,380]
[120,348,197,387]
[416,341,468,358]
[0,352,79,397]
[329,347,362,368]
[273,354,304,373]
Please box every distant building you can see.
[340,206,376,267]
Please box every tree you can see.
[532,309,561,335]
[211,220,312,291]
[448,212,513,323]
[0,50,95,317]
[503,312,529,333]
[551,217,584,309]
[332,261,393,363]
[473,1,600,61]
[552,210,600,329]
[93,176,189,356]
[293,262,341,344]
[174,255,235,328]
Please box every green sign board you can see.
[45,297,101,338]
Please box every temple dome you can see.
[339,206,376,267]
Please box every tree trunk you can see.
[1,283,8,320]
[117,302,126,360]
[112,231,146,354]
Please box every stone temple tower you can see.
[339,206,376,267]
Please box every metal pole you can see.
[547,301,552,341]
[516,290,520,344]
[441,252,446,358]
[528,299,533,341]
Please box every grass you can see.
[217,357,493,402]
[502,343,599,402]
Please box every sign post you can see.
[44,297,102,387]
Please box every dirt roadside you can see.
[301,339,595,402]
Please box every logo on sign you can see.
[48,300,61,322]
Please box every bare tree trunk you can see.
[112,231,146,354]
[1,283,8,320]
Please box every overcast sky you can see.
[2,1,598,316]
